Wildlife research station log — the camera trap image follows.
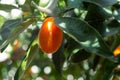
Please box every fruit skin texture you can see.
[38,17,63,54]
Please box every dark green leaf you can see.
[102,61,117,80]
[93,59,117,80]
[108,19,120,28]
[104,20,120,37]
[83,0,117,7]
[55,17,117,62]
[70,49,91,63]
[84,4,112,36]
[0,4,18,12]
[66,38,81,52]
[92,55,101,71]
[66,37,82,60]
[52,40,65,74]
[85,3,111,22]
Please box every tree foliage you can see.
[0,0,120,80]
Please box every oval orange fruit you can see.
[38,17,63,54]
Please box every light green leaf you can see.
[0,4,18,12]
[20,43,39,80]
[0,18,36,51]
[0,19,23,45]
[14,42,39,80]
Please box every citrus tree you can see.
[0,0,120,80]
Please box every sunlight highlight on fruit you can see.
[113,45,120,56]
[38,17,63,54]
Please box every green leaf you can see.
[0,18,36,51]
[20,43,39,79]
[93,59,117,80]
[104,19,120,37]
[55,17,117,62]
[92,55,101,71]
[15,28,39,80]
[14,55,26,80]
[14,42,39,80]
[20,0,33,12]
[108,20,120,28]
[0,19,23,50]
[102,61,117,80]
[52,40,65,74]
[68,0,83,8]
[0,16,6,28]
[83,0,117,7]
[84,4,112,36]
[85,3,111,22]
[25,43,39,69]
[65,37,82,60]
[115,8,120,20]
[70,49,91,63]
[0,4,18,12]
